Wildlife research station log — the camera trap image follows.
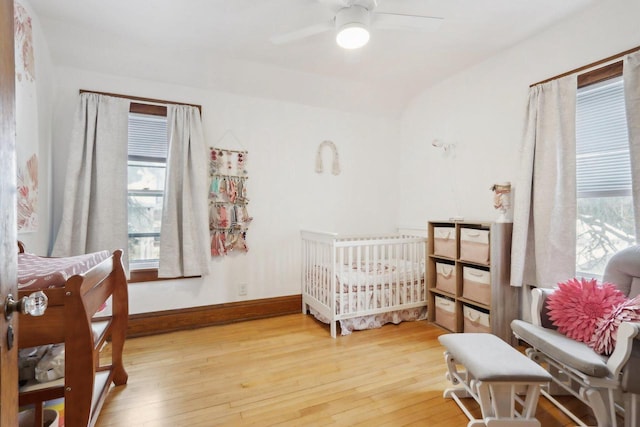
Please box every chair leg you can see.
[583,387,615,427]
[625,393,638,427]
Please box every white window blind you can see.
[128,112,168,160]
[576,77,631,197]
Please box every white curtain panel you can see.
[624,51,640,241]
[52,93,130,263]
[511,76,577,288]
[158,105,210,278]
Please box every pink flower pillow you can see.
[547,277,627,343]
[589,296,640,355]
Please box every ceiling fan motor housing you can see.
[335,5,371,30]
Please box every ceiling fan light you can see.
[336,24,370,49]
[335,5,371,50]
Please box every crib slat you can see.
[364,245,369,313]
[408,243,412,304]
[349,246,355,316]
[380,244,388,309]
[338,247,344,316]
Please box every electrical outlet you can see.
[238,283,248,296]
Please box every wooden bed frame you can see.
[17,242,129,427]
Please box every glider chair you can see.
[511,245,640,427]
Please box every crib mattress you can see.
[18,251,111,290]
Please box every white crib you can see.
[301,230,427,338]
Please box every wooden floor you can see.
[96,314,598,426]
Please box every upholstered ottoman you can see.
[438,333,552,427]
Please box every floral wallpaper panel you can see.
[14,1,39,232]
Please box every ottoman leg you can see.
[443,351,473,398]
[476,382,542,427]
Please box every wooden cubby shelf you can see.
[427,220,519,345]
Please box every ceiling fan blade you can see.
[270,22,333,45]
[373,12,443,32]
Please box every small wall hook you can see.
[432,139,453,152]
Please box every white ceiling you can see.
[28,0,597,117]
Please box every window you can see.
[576,75,635,276]
[127,105,168,270]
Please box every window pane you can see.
[128,235,160,263]
[576,196,635,276]
[128,193,163,234]
[128,162,166,191]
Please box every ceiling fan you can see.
[270,0,443,49]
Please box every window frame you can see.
[128,103,168,283]
[574,62,634,277]
[578,61,622,89]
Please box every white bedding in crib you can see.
[313,259,425,290]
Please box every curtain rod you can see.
[79,89,202,111]
[530,45,640,87]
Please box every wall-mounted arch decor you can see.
[315,140,341,175]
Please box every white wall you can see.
[397,0,640,227]
[45,0,640,315]
[50,68,400,314]
[15,0,55,255]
